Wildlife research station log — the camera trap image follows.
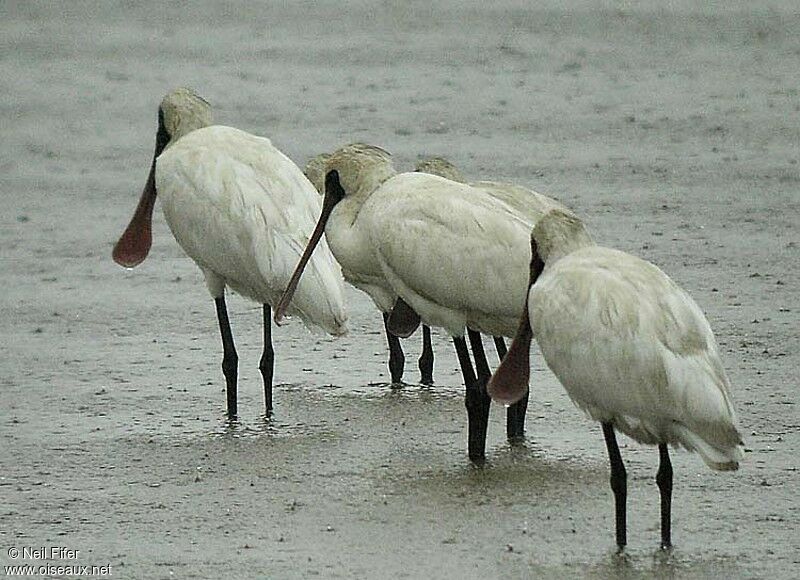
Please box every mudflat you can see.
[2,2,798,578]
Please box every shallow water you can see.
[2,1,799,578]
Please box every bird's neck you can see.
[324,199,381,283]
[165,116,213,149]
[544,235,595,265]
[353,166,395,200]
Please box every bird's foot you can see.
[507,434,526,446]
[469,456,487,468]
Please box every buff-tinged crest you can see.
[160,87,213,144]
[532,208,594,264]
[305,153,332,194]
[415,157,466,183]
[324,143,396,199]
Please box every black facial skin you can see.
[529,237,545,289]
[324,169,346,206]
[155,107,170,158]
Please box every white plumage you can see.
[362,172,533,337]
[413,156,574,437]
[276,144,558,461]
[532,245,742,465]
[416,156,567,226]
[307,147,435,385]
[113,88,347,417]
[307,145,400,313]
[316,147,535,339]
[488,208,743,548]
[157,126,347,334]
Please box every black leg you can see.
[455,335,489,464]
[260,304,275,416]
[507,393,529,440]
[383,313,405,383]
[468,329,491,385]
[214,295,238,419]
[602,422,627,550]
[418,325,434,385]
[493,336,508,360]
[494,336,528,440]
[657,443,673,550]
[453,336,478,387]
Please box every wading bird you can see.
[276,144,536,462]
[112,88,348,418]
[305,149,435,386]
[488,209,743,549]
[415,156,570,438]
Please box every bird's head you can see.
[414,157,466,183]
[159,88,213,147]
[304,152,332,194]
[530,208,594,265]
[322,143,395,201]
[274,143,394,325]
[111,88,212,269]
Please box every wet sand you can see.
[2,1,799,578]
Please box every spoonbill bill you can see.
[415,156,571,439]
[112,88,348,418]
[488,208,744,549]
[276,144,536,463]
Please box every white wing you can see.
[471,180,567,223]
[155,125,347,335]
[530,246,742,468]
[363,173,532,337]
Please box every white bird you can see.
[305,147,416,385]
[276,144,538,463]
[112,88,348,418]
[488,208,744,549]
[415,156,572,438]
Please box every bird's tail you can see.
[294,240,348,336]
[672,423,744,471]
[262,234,348,336]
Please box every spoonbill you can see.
[415,156,571,438]
[305,149,422,384]
[276,144,536,463]
[112,88,348,418]
[488,208,744,549]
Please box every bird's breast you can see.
[325,205,380,280]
